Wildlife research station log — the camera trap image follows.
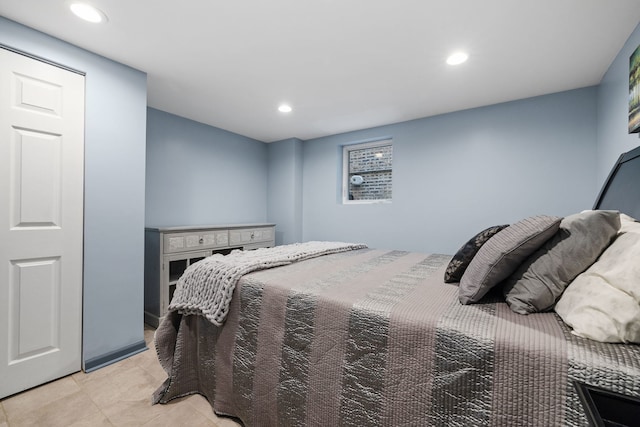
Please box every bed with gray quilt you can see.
[152,146,640,426]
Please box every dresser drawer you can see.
[163,230,229,253]
[229,227,274,246]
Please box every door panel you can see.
[0,47,85,399]
[9,257,61,362]
[11,129,62,227]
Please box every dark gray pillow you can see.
[459,215,562,305]
[503,210,620,314]
[444,224,509,283]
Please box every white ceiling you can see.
[1,1,640,142]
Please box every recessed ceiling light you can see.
[446,52,468,66]
[278,104,292,113]
[69,2,108,23]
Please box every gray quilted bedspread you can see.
[153,249,640,426]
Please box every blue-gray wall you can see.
[267,138,303,245]
[596,22,640,184]
[0,17,148,369]
[145,23,640,258]
[301,88,598,254]
[145,108,268,227]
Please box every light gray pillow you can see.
[459,215,562,305]
[503,210,620,314]
[555,216,640,343]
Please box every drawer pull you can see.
[199,237,204,244]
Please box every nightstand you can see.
[574,381,640,427]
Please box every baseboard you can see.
[144,311,160,328]
[83,340,148,373]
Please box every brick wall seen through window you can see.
[343,140,392,203]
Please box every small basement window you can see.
[342,139,392,204]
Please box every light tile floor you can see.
[0,325,242,427]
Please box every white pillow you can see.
[619,213,639,234]
[555,216,640,343]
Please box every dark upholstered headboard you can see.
[594,145,640,219]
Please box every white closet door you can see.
[0,48,85,399]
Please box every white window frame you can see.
[342,139,393,205]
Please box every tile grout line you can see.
[186,397,218,424]
[73,374,115,426]
[0,402,7,425]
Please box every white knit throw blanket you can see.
[168,241,368,326]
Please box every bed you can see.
[152,145,640,426]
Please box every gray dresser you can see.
[144,223,276,327]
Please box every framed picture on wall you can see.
[630,44,640,133]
